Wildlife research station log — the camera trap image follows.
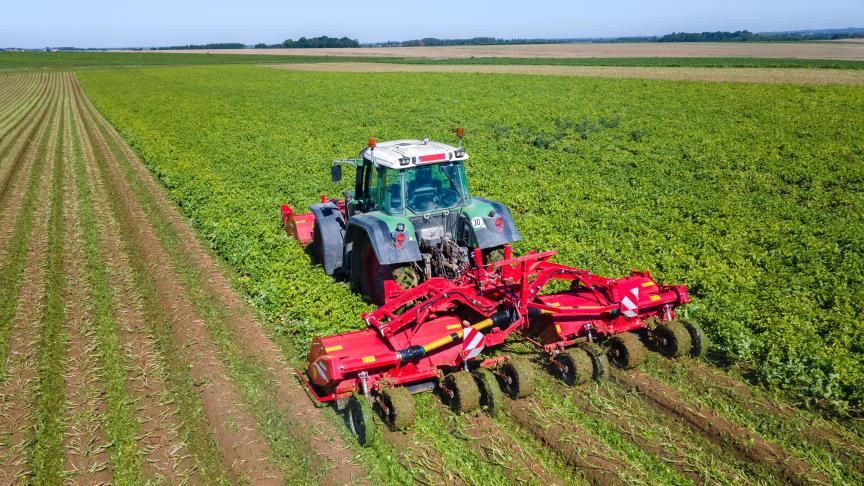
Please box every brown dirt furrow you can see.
[0,72,57,207]
[668,359,864,473]
[70,89,194,484]
[504,399,631,485]
[269,62,864,86]
[461,413,564,485]
[73,78,284,485]
[380,429,469,486]
[0,87,63,484]
[611,369,829,486]
[60,92,114,485]
[78,79,368,484]
[0,75,59,261]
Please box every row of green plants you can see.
[77,65,864,414]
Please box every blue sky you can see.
[3,0,863,48]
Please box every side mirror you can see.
[330,164,342,183]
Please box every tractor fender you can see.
[344,214,421,269]
[470,197,521,249]
[310,203,346,276]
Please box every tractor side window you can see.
[379,167,403,214]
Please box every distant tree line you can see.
[255,36,360,49]
[157,43,245,50]
[659,30,864,42]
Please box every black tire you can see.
[578,342,609,380]
[552,349,594,386]
[376,387,415,431]
[312,222,324,263]
[499,358,536,399]
[350,236,367,291]
[443,371,481,413]
[473,368,503,416]
[653,321,692,359]
[608,333,647,369]
[681,319,708,358]
[347,396,378,447]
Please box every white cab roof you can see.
[361,139,468,169]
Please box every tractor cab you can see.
[333,138,471,217]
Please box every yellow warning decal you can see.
[361,356,376,364]
[649,295,662,302]
[641,281,656,287]
[324,345,343,353]
[295,219,306,224]
[446,323,462,330]
[549,302,561,307]
[577,305,603,310]
[555,324,562,333]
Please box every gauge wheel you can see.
[473,368,503,416]
[443,371,481,413]
[376,387,415,431]
[608,332,647,369]
[653,321,693,359]
[347,396,378,447]
[681,319,708,358]
[499,358,536,399]
[578,342,609,380]
[552,348,594,386]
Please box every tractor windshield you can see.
[404,161,469,213]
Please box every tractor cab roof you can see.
[361,139,469,170]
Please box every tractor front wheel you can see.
[608,333,647,369]
[347,396,378,447]
[376,387,415,431]
[312,222,324,263]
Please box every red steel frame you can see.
[304,246,688,403]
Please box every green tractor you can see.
[281,130,520,304]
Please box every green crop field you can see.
[76,64,864,415]
[4,50,864,70]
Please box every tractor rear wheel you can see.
[357,238,417,305]
[443,371,481,413]
[608,333,647,369]
[347,396,378,447]
[473,368,503,416]
[654,321,692,358]
[578,342,609,380]
[552,348,594,386]
[376,387,415,431]
[681,319,707,357]
[500,358,536,399]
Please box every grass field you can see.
[1,59,863,484]
[4,50,864,71]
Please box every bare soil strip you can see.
[73,79,285,484]
[0,84,63,483]
[60,93,113,485]
[79,80,369,484]
[147,42,864,60]
[269,62,864,85]
[71,91,194,483]
[504,399,633,485]
[611,369,828,485]
[652,358,864,476]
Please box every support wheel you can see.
[376,387,415,431]
[443,371,481,413]
[608,333,647,369]
[681,319,707,358]
[653,321,692,358]
[552,349,594,386]
[578,343,609,380]
[499,358,536,399]
[473,369,503,416]
[347,396,378,447]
